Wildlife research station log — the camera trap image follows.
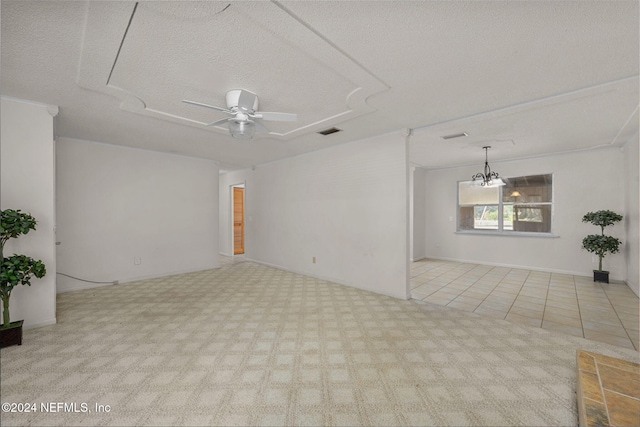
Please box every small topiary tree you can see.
[581,210,623,273]
[1,209,47,329]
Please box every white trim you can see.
[55,265,218,293]
[421,256,627,282]
[23,318,57,330]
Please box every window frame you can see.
[456,173,554,237]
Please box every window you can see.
[458,174,552,234]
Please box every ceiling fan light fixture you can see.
[229,120,255,139]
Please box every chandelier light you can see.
[472,146,505,186]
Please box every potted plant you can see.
[581,210,623,283]
[1,209,46,348]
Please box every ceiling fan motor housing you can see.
[226,89,258,111]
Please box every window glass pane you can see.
[513,205,552,232]
[459,206,475,230]
[503,174,552,204]
[474,205,499,230]
[503,204,514,231]
[459,181,499,205]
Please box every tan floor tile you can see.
[521,280,549,287]
[612,305,639,317]
[576,296,611,306]
[410,290,434,300]
[410,259,640,350]
[444,285,470,293]
[541,320,584,338]
[479,300,513,312]
[468,285,497,293]
[473,306,508,320]
[451,295,484,306]
[484,295,516,305]
[461,290,491,299]
[543,311,583,328]
[512,300,546,312]
[617,313,640,329]
[446,300,480,312]
[544,305,581,318]
[547,292,578,301]
[579,305,619,317]
[519,290,549,299]
[583,330,635,349]
[505,312,543,327]
[582,320,629,338]
[508,306,544,320]
[580,313,626,328]
[490,289,520,298]
[545,299,579,311]
[513,294,546,304]
[433,289,463,299]
[630,334,639,351]
[423,295,454,306]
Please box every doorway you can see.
[232,185,245,255]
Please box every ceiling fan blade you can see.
[253,111,297,122]
[182,99,231,114]
[237,90,258,112]
[253,119,270,134]
[206,118,231,127]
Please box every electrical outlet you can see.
[134,257,141,265]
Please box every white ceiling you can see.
[1,1,638,171]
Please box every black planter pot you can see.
[0,320,24,349]
[593,270,610,283]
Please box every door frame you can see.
[231,182,246,256]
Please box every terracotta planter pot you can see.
[0,320,24,349]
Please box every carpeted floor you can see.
[1,261,638,426]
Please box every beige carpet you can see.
[1,261,638,426]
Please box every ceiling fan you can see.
[183,89,297,139]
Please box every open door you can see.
[233,187,245,255]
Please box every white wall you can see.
[220,132,409,299]
[56,138,219,292]
[411,166,427,261]
[1,97,57,329]
[623,132,639,296]
[421,148,630,281]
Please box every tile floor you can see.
[411,259,639,350]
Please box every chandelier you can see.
[472,146,505,186]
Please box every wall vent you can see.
[441,132,468,140]
[317,127,342,136]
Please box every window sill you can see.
[455,231,559,238]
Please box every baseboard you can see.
[23,318,57,330]
[56,264,220,293]
[423,256,627,282]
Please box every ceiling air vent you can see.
[441,132,468,140]
[317,127,342,136]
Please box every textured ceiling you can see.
[1,1,638,171]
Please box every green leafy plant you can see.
[1,209,47,329]
[581,210,623,272]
